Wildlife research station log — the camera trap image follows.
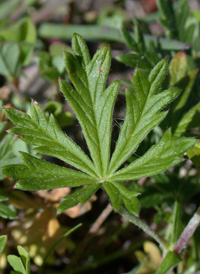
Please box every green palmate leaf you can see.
[104,182,140,214]
[60,33,119,176]
[108,59,179,174]
[3,102,96,177]
[2,34,196,216]
[0,235,7,255]
[2,152,97,190]
[58,184,101,213]
[155,251,181,274]
[110,129,195,181]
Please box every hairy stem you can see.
[118,206,168,253]
[174,206,200,254]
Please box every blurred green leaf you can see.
[155,251,181,274]
[8,246,30,274]
[174,102,200,137]
[38,24,190,51]
[0,0,21,21]
[169,51,187,85]
[123,264,144,274]
[97,6,126,29]
[156,0,178,39]
[171,200,183,245]
[116,53,151,69]
[0,18,36,44]
[0,203,17,219]
[187,141,200,168]
[0,235,7,255]
[17,246,30,274]
[0,42,21,81]
[49,42,70,57]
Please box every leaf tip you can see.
[31,98,37,105]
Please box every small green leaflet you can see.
[58,184,101,213]
[104,182,140,215]
[7,246,30,274]
[2,33,195,215]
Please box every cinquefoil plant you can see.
[1,34,195,258]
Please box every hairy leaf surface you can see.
[58,184,101,213]
[3,103,96,177]
[2,152,97,190]
[2,34,196,214]
[110,130,195,181]
[108,60,180,174]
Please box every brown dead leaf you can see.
[4,207,74,266]
[0,86,11,100]
[63,194,97,218]
[36,188,70,202]
[9,190,44,209]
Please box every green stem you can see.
[37,223,82,274]
[118,206,168,254]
